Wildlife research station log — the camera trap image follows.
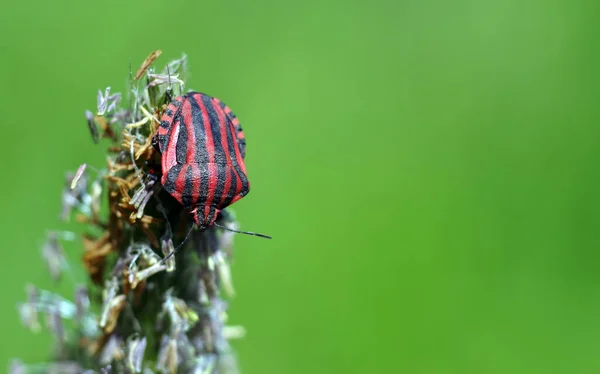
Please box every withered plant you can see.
[13,51,250,374]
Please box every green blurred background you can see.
[2,0,600,372]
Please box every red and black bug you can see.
[153,91,270,243]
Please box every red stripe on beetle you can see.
[181,97,195,164]
[162,118,180,176]
[174,164,189,203]
[189,163,201,208]
[203,163,218,221]
[220,165,233,209]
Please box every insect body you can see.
[154,92,250,230]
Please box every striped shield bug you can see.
[153,91,270,258]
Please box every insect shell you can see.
[154,92,249,230]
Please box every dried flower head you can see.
[14,51,254,374]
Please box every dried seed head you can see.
[9,360,85,374]
[161,237,176,273]
[147,73,184,88]
[216,352,239,374]
[74,285,90,321]
[129,180,156,220]
[100,278,126,333]
[71,163,87,190]
[102,295,126,334]
[23,286,77,319]
[126,335,147,373]
[106,97,120,114]
[48,362,85,374]
[223,325,246,340]
[175,330,195,364]
[160,290,181,332]
[8,360,25,374]
[85,110,100,144]
[127,244,167,288]
[109,108,130,124]
[61,170,89,221]
[189,354,218,374]
[156,336,179,374]
[46,308,65,356]
[197,278,208,305]
[173,298,199,332]
[199,258,219,301]
[125,115,151,130]
[90,179,102,215]
[214,251,235,297]
[99,334,124,366]
[17,302,40,333]
[18,285,40,332]
[97,87,122,116]
[135,50,163,80]
[17,51,249,373]
[97,88,110,115]
[41,232,65,281]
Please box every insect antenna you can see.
[160,223,196,264]
[214,223,272,239]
